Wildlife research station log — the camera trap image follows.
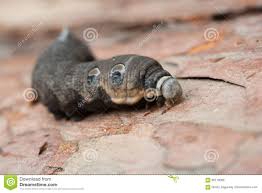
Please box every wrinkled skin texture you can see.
[32,30,182,120]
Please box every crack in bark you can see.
[120,6,262,31]
[177,76,245,88]
[211,6,262,22]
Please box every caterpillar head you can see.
[156,76,183,106]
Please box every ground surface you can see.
[0,0,262,174]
